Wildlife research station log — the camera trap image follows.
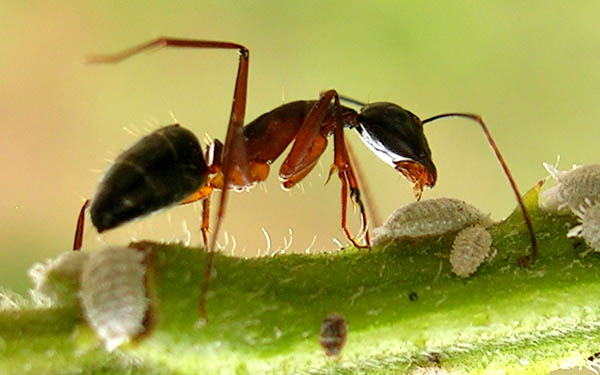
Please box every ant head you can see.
[356,102,437,199]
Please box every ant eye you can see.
[411,113,421,125]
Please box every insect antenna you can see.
[339,95,366,107]
[421,113,537,265]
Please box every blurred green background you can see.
[2,1,599,294]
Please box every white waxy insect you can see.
[539,163,600,214]
[450,225,494,278]
[567,199,600,252]
[29,251,90,306]
[372,198,493,245]
[80,246,149,351]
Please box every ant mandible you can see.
[73,38,537,318]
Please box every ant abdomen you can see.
[90,124,208,232]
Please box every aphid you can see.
[567,198,600,252]
[372,198,492,245]
[319,313,348,357]
[73,37,537,317]
[449,225,493,278]
[408,291,419,301]
[539,163,600,214]
[79,246,149,351]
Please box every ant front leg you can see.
[328,92,370,249]
[279,90,370,248]
[345,141,382,228]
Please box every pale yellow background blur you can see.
[2,2,599,293]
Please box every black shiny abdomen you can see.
[90,124,208,232]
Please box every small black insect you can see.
[408,291,419,301]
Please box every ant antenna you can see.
[339,95,367,107]
[421,113,537,266]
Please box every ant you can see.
[73,37,537,318]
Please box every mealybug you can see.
[450,225,494,278]
[540,163,600,214]
[79,246,150,351]
[568,199,600,253]
[372,198,492,245]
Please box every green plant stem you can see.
[1,187,599,375]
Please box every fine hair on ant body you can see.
[73,37,537,319]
